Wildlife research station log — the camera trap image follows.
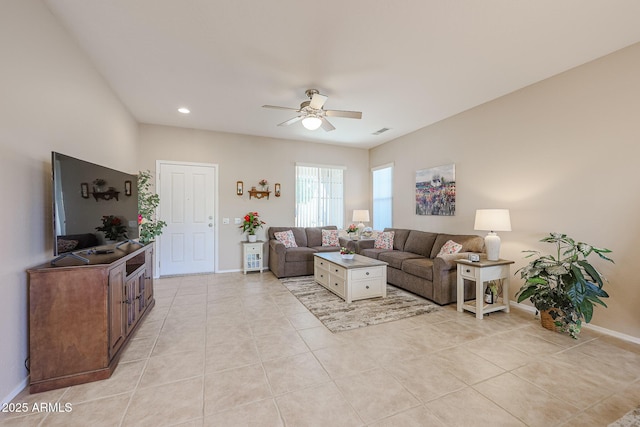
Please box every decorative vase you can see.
[248,234,257,243]
[341,254,355,260]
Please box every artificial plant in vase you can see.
[137,170,167,244]
[515,232,613,338]
[239,211,265,241]
[95,215,127,241]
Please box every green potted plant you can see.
[137,170,167,244]
[239,211,265,242]
[95,215,127,241]
[515,232,613,338]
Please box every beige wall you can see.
[138,124,370,272]
[371,42,640,339]
[0,1,138,402]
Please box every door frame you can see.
[155,160,219,277]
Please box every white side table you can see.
[242,241,264,274]
[455,258,514,319]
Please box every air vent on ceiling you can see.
[372,127,390,135]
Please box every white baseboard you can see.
[509,300,640,345]
[2,376,28,406]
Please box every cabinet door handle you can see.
[366,285,370,289]
[466,269,471,273]
[366,272,370,275]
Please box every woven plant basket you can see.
[540,309,558,331]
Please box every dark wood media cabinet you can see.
[27,243,154,393]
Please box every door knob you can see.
[208,223,213,227]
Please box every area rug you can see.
[280,276,441,332]
[609,406,640,427]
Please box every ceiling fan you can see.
[262,89,362,132]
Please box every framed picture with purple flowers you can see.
[415,164,455,216]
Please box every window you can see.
[372,164,393,230]
[295,164,344,228]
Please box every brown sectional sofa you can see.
[268,226,340,278]
[346,228,485,305]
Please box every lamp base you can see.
[484,232,501,261]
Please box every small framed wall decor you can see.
[236,181,243,196]
[80,182,89,199]
[274,183,281,197]
[124,180,132,196]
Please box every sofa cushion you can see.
[437,240,463,256]
[374,231,394,249]
[284,247,317,262]
[378,251,424,270]
[430,234,485,258]
[312,245,340,253]
[402,258,434,281]
[403,230,438,257]
[321,229,340,247]
[269,227,308,247]
[274,230,298,248]
[383,228,411,251]
[360,248,391,259]
[306,226,338,247]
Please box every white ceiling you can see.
[45,0,640,149]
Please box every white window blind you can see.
[295,164,344,228]
[372,164,393,230]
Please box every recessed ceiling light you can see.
[178,107,190,114]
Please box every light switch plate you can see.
[222,217,229,225]
[234,218,242,225]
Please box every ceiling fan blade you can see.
[325,109,362,119]
[262,105,299,112]
[320,117,335,132]
[278,116,303,127]
[309,93,328,110]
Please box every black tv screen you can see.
[52,152,139,256]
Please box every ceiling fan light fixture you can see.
[302,115,322,130]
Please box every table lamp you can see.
[352,210,370,238]
[474,209,511,261]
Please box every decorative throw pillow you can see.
[57,238,78,253]
[321,229,339,247]
[437,240,463,256]
[374,231,394,250]
[274,230,298,248]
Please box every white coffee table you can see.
[313,252,388,303]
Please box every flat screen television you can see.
[52,152,139,262]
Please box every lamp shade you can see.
[302,116,322,130]
[352,210,370,222]
[474,209,511,232]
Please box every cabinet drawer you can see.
[458,265,476,280]
[329,264,346,279]
[314,257,330,271]
[314,267,329,286]
[245,245,262,255]
[328,276,345,297]
[351,267,383,281]
[351,279,383,300]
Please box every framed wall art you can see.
[124,180,132,196]
[236,181,243,196]
[415,163,455,216]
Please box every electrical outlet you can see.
[222,217,229,225]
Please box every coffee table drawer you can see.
[329,264,346,279]
[315,257,331,271]
[328,276,345,298]
[314,267,329,286]
[351,267,383,281]
[351,279,384,300]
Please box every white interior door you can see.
[158,162,216,275]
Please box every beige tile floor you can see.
[3,272,640,426]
